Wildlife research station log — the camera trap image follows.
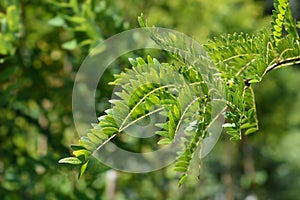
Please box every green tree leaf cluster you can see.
[60,0,300,185]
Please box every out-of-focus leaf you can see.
[48,16,65,27]
[62,39,77,50]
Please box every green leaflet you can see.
[157,138,172,145]
[79,161,89,179]
[72,149,91,161]
[58,157,82,165]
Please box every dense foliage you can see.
[1,0,300,199]
[60,0,300,186]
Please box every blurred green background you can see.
[0,0,300,199]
